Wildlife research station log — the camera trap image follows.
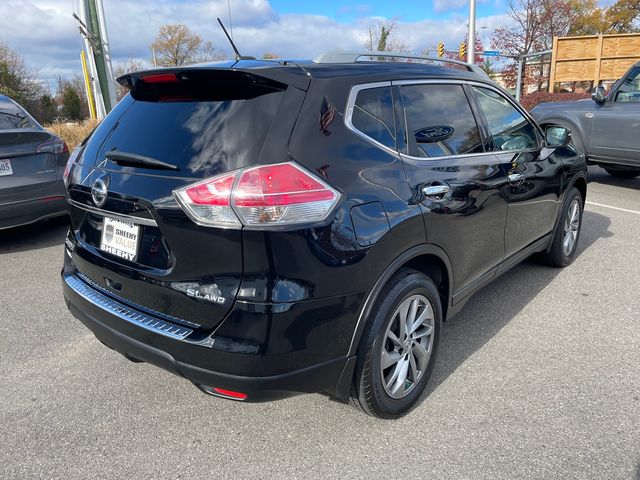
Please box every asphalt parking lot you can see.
[1,166,639,479]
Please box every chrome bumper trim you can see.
[64,274,193,340]
[68,199,158,227]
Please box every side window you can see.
[351,86,396,149]
[399,84,483,158]
[472,86,538,152]
[614,68,640,103]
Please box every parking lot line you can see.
[586,201,640,216]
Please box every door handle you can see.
[422,184,451,198]
[508,173,525,183]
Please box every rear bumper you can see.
[62,270,357,402]
[0,195,67,230]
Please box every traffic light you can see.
[459,42,467,60]
[437,42,445,57]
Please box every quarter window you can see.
[351,86,396,149]
[472,86,538,152]
[399,84,483,158]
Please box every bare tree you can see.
[365,20,409,52]
[151,24,203,67]
[492,0,577,92]
[113,58,145,101]
[0,41,43,105]
[194,41,227,63]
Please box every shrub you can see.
[45,119,100,150]
[520,91,591,111]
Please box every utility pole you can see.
[468,0,476,64]
[74,0,116,119]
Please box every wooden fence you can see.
[549,33,640,92]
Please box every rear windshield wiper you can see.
[105,150,179,171]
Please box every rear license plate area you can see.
[100,217,140,263]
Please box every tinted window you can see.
[472,87,538,152]
[400,84,483,157]
[351,87,396,149]
[614,68,640,102]
[88,72,286,178]
[0,100,38,130]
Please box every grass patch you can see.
[45,120,100,150]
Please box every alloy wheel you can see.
[562,198,580,257]
[380,294,435,399]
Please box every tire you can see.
[540,187,583,267]
[349,269,442,419]
[603,167,640,179]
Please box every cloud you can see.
[433,0,469,14]
[0,0,510,91]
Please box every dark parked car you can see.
[0,94,69,230]
[532,62,640,178]
[62,52,587,418]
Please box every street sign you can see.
[483,50,500,57]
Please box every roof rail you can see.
[313,50,489,79]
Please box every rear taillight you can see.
[63,146,81,187]
[37,138,68,155]
[173,162,340,228]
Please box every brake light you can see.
[141,73,179,84]
[37,138,68,155]
[173,162,340,228]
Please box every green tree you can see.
[61,85,82,121]
[39,95,57,124]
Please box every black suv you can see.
[62,52,587,418]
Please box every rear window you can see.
[0,100,39,130]
[88,71,287,177]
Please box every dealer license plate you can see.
[100,217,140,262]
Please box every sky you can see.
[0,0,512,91]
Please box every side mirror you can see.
[545,126,570,148]
[592,85,606,104]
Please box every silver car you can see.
[0,94,69,229]
[532,62,640,179]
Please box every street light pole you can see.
[468,0,476,64]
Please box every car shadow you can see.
[588,166,640,191]
[0,215,69,254]
[422,209,612,397]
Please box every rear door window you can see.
[471,86,539,151]
[399,84,483,158]
[350,86,396,150]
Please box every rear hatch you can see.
[67,68,296,330]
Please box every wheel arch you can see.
[347,243,453,358]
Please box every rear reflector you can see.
[212,388,248,400]
[198,384,248,401]
[173,162,340,229]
